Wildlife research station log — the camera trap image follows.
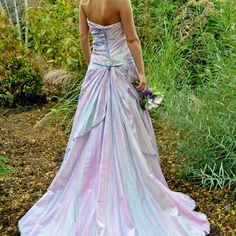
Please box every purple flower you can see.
[131,80,163,110]
[143,87,155,99]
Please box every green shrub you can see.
[0,14,46,107]
[0,55,45,107]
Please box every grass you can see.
[142,0,236,193]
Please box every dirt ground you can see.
[0,102,235,236]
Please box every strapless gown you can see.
[18,19,211,236]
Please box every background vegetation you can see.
[138,0,236,194]
[1,0,235,195]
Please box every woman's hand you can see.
[119,0,146,86]
[136,74,147,93]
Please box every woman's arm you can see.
[79,3,91,65]
[118,0,147,92]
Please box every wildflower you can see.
[131,80,164,110]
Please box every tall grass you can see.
[142,0,236,192]
[159,76,236,191]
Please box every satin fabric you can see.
[18,19,211,236]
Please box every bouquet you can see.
[131,80,163,110]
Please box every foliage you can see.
[133,0,234,88]
[0,13,46,107]
[0,13,22,56]
[0,55,45,107]
[141,0,236,192]
[24,0,83,71]
[0,155,12,176]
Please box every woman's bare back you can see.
[81,0,120,26]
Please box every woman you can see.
[18,0,211,235]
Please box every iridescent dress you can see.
[18,19,211,236]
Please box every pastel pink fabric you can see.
[18,19,211,236]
